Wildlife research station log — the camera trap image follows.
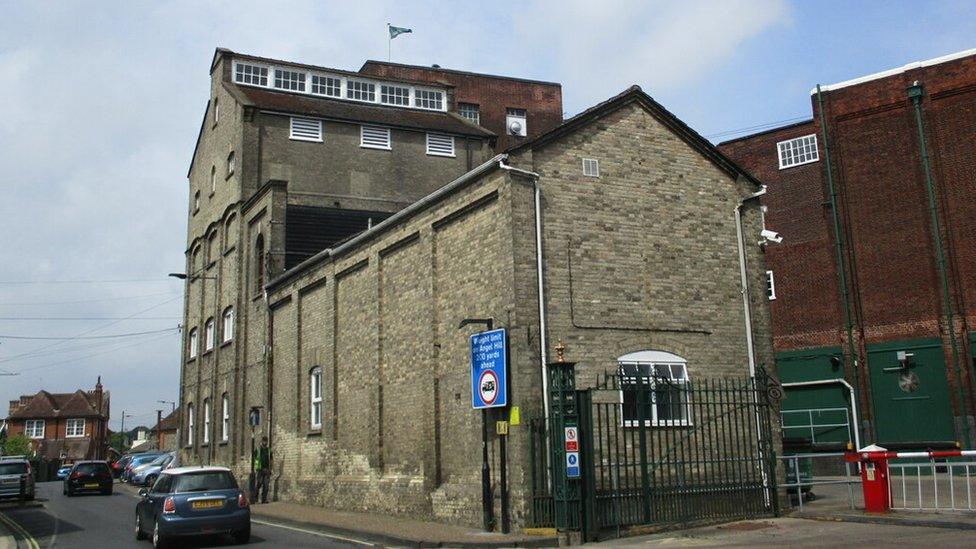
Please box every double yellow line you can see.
[0,511,40,549]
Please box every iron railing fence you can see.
[779,452,860,512]
[890,459,976,512]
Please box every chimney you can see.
[94,376,104,415]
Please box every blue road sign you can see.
[470,328,507,409]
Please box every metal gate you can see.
[529,368,779,540]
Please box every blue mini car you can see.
[56,465,72,480]
[135,466,249,547]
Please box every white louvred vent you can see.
[361,125,391,150]
[289,117,322,142]
[426,133,455,157]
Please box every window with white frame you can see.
[582,158,600,177]
[766,270,776,300]
[458,103,480,124]
[227,151,235,176]
[188,328,198,359]
[213,97,219,125]
[66,418,85,437]
[346,80,376,102]
[203,398,211,445]
[25,419,44,439]
[426,133,455,157]
[205,318,215,351]
[310,366,323,429]
[777,134,819,169]
[311,74,341,97]
[381,84,410,106]
[186,404,194,446]
[274,68,306,92]
[221,393,229,442]
[290,116,323,142]
[210,165,216,193]
[415,89,443,110]
[618,351,692,427]
[234,63,268,86]
[222,307,234,343]
[360,125,391,150]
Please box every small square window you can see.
[582,158,600,177]
[274,69,306,92]
[311,75,341,97]
[234,63,268,86]
[777,134,819,169]
[381,85,410,106]
[458,103,480,124]
[347,80,376,102]
[415,89,443,110]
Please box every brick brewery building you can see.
[719,49,976,450]
[179,48,774,528]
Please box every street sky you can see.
[1,1,974,431]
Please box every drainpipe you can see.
[815,85,864,436]
[907,82,970,448]
[734,185,767,378]
[781,379,861,451]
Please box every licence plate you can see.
[1,479,17,484]
[84,483,98,488]
[191,499,224,510]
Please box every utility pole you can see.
[156,409,163,450]
[120,412,133,447]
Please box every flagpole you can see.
[387,22,391,62]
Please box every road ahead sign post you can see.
[470,328,508,409]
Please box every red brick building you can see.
[5,378,110,461]
[359,60,563,150]
[719,49,976,449]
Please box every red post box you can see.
[845,444,890,513]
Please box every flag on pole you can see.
[389,25,412,39]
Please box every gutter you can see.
[781,379,861,451]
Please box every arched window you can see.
[222,307,234,343]
[203,398,211,445]
[186,403,195,446]
[188,328,198,359]
[193,190,200,213]
[210,165,217,193]
[221,393,230,442]
[617,350,691,427]
[227,151,235,176]
[254,234,265,293]
[310,366,323,429]
[204,318,215,351]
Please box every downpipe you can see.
[781,379,861,451]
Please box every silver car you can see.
[0,456,35,500]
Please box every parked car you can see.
[131,453,176,487]
[63,460,113,496]
[135,466,250,547]
[56,465,73,480]
[113,454,137,478]
[123,453,163,483]
[0,456,35,501]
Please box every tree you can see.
[109,432,129,455]
[1,434,32,457]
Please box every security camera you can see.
[760,229,783,244]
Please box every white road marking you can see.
[251,518,379,546]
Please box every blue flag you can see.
[389,25,412,39]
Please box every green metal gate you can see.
[529,369,779,540]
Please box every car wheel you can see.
[135,513,148,540]
[232,525,250,545]
[152,520,167,548]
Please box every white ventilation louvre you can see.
[290,117,322,142]
[426,133,455,157]
[361,125,391,150]
[582,158,599,177]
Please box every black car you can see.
[63,460,113,496]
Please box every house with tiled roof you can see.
[4,377,110,462]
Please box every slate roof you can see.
[7,389,109,420]
[155,409,180,432]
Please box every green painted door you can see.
[867,339,954,445]
[776,348,853,445]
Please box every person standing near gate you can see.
[252,436,271,503]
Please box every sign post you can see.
[470,326,508,532]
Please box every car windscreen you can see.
[132,455,161,466]
[0,463,27,475]
[148,454,169,466]
[74,463,110,475]
[173,471,237,493]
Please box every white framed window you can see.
[274,68,306,92]
[458,103,480,124]
[227,151,235,176]
[777,134,819,169]
[381,84,410,106]
[766,270,776,300]
[618,351,692,427]
[188,328,198,359]
[360,125,391,150]
[203,398,211,445]
[415,89,443,110]
[346,80,375,102]
[582,158,600,177]
[426,133,455,157]
[213,97,219,125]
[66,418,85,437]
[311,74,341,97]
[210,166,216,193]
[25,419,44,439]
[205,318,215,351]
[221,393,229,442]
[222,307,234,343]
[186,404,194,446]
[310,366,323,429]
[234,62,268,86]
[290,116,323,142]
